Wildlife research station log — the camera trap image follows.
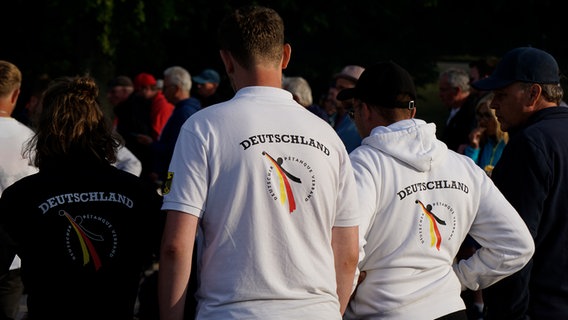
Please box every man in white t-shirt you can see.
[0,60,38,320]
[340,61,534,320]
[158,5,359,320]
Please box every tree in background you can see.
[2,0,565,105]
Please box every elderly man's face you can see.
[490,82,534,132]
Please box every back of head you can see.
[218,5,285,69]
[337,61,417,131]
[31,76,118,169]
[337,61,416,109]
[0,60,22,97]
[164,66,192,92]
[134,73,157,90]
[282,76,313,107]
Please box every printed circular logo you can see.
[415,200,457,250]
[262,151,316,213]
[60,210,119,270]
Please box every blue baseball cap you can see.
[472,47,560,91]
[193,69,220,84]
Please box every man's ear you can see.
[10,88,20,106]
[410,106,417,118]
[219,50,234,74]
[281,44,291,70]
[528,83,542,105]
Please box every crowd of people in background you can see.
[0,4,567,320]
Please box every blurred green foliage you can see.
[2,0,565,123]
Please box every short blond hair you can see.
[0,60,22,97]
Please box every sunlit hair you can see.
[543,83,564,105]
[0,60,22,97]
[25,75,119,169]
[218,5,285,69]
[520,82,564,105]
[164,66,192,92]
[476,92,508,144]
[282,76,313,107]
[440,68,471,93]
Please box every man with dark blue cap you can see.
[193,68,224,107]
[472,47,568,319]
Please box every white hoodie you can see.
[345,119,534,320]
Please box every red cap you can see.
[134,73,157,88]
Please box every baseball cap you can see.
[134,73,157,88]
[337,61,416,109]
[333,65,365,83]
[472,47,560,91]
[193,69,220,84]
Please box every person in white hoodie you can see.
[340,61,535,320]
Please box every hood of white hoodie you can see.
[360,119,448,172]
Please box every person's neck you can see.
[0,101,14,117]
[232,66,283,90]
[452,94,470,109]
[173,95,190,105]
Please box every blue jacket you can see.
[333,112,361,153]
[483,107,568,319]
[152,97,201,181]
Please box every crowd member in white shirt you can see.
[158,5,359,320]
[0,60,38,320]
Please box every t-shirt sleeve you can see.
[333,150,359,227]
[161,125,208,218]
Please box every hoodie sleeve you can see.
[349,148,384,294]
[452,174,534,291]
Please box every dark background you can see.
[2,0,566,121]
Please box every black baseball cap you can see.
[472,47,560,91]
[337,61,416,109]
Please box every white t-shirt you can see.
[0,117,38,270]
[114,145,142,177]
[0,118,37,195]
[162,86,359,319]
